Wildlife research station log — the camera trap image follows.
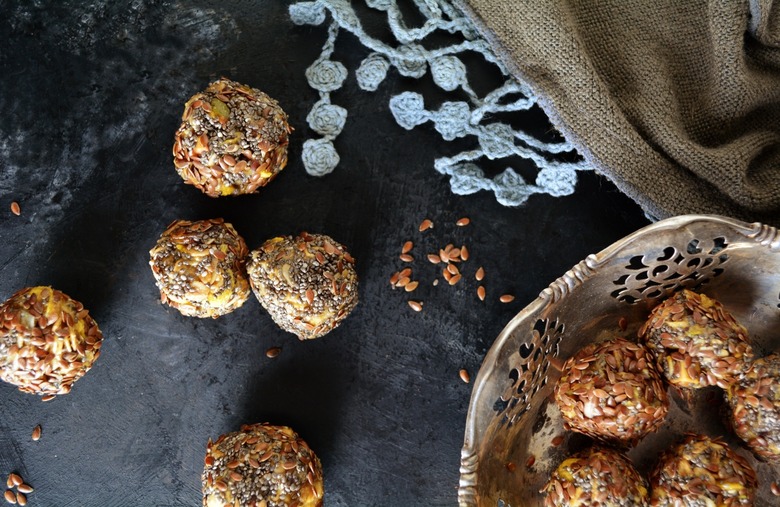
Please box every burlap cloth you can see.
[459,0,780,225]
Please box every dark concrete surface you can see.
[0,1,649,505]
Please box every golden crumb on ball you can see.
[149,218,250,318]
[639,290,753,389]
[541,447,648,507]
[202,423,323,507]
[726,353,780,462]
[554,337,669,446]
[650,434,756,506]
[173,77,292,197]
[247,232,358,340]
[0,286,103,398]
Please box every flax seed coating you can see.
[639,290,753,390]
[173,77,291,197]
[726,353,780,462]
[149,218,250,318]
[247,233,358,340]
[0,286,103,397]
[554,337,669,446]
[650,434,756,506]
[202,423,323,507]
[541,447,649,506]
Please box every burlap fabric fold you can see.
[459,0,780,225]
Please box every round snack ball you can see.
[638,289,753,389]
[149,218,250,318]
[726,353,780,461]
[173,77,292,197]
[247,232,358,340]
[202,423,323,507]
[554,337,669,446]
[650,434,756,506]
[0,286,103,397]
[541,446,649,506]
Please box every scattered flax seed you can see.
[404,281,419,292]
[477,286,486,301]
[265,347,281,359]
[408,300,423,312]
[418,219,433,232]
[41,395,55,402]
[389,272,400,286]
[772,482,780,496]
[31,425,41,441]
[618,317,627,332]
[499,294,515,303]
[551,435,564,446]
[475,266,485,281]
[7,476,21,488]
[399,254,414,262]
[399,268,412,278]
[398,277,411,288]
[505,462,516,472]
[4,490,15,504]
[526,455,536,468]
[460,245,469,261]
[10,202,20,216]
[401,241,413,254]
[432,280,439,286]
[449,274,462,285]
[459,369,470,383]
[14,493,25,506]
[427,254,441,264]
[456,217,470,226]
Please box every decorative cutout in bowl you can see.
[458,215,780,506]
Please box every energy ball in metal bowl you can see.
[650,434,756,506]
[639,289,753,389]
[726,353,780,462]
[149,218,250,318]
[247,232,358,340]
[0,286,103,398]
[202,423,323,507]
[554,337,669,446]
[173,77,292,197]
[540,446,648,506]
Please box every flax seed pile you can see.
[554,337,669,446]
[639,289,754,389]
[0,286,103,398]
[202,424,323,507]
[541,447,649,506]
[173,77,292,197]
[650,434,757,506]
[247,233,358,340]
[726,353,780,462]
[149,218,251,318]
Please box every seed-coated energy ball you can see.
[650,434,756,506]
[639,289,753,389]
[541,447,649,506]
[726,353,780,462]
[554,337,669,446]
[202,423,323,507]
[247,232,358,340]
[149,218,250,318]
[0,286,103,398]
[173,77,292,197]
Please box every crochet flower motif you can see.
[290,0,591,206]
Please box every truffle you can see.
[149,218,250,318]
[650,434,756,506]
[541,446,648,506]
[639,290,753,389]
[173,77,292,197]
[202,423,323,507]
[554,337,669,446]
[247,232,358,340]
[726,353,780,461]
[0,286,103,397]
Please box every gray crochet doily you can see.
[290,0,591,206]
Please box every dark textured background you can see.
[0,1,649,505]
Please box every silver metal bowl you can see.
[458,214,780,506]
